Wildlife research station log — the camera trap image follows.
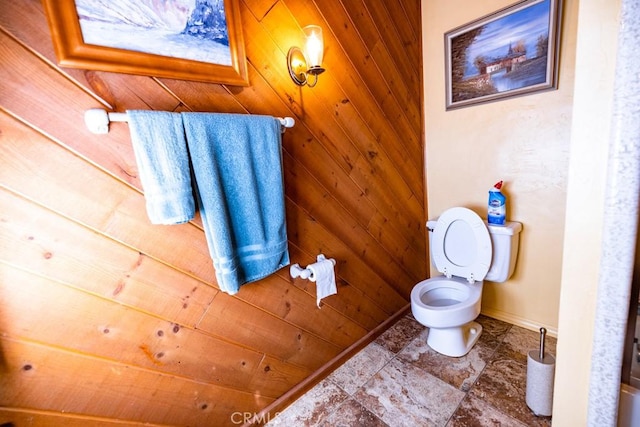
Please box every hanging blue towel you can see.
[127,110,195,225]
[182,112,290,294]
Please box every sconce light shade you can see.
[287,25,325,87]
[304,25,324,71]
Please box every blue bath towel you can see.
[182,112,290,294]
[127,110,195,225]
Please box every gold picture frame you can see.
[42,0,249,86]
[445,0,562,110]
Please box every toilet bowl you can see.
[411,276,484,357]
[411,206,522,357]
[411,276,482,329]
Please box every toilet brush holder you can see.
[526,327,555,416]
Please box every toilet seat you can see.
[431,207,492,283]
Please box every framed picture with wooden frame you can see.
[42,0,249,86]
[444,0,562,110]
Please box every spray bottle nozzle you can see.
[493,180,503,190]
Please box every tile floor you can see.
[266,313,556,427]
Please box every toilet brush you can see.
[526,327,556,416]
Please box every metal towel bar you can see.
[84,108,295,134]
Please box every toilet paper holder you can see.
[290,254,336,280]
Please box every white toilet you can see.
[411,207,522,357]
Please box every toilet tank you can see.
[427,218,522,283]
[484,221,522,282]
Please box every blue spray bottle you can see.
[488,180,506,225]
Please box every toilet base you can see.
[427,321,483,357]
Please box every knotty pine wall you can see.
[0,0,424,425]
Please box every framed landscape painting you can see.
[445,0,562,110]
[43,0,249,86]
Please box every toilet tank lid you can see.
[486,221,522,235]
[427,218,522,235]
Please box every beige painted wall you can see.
[422,0,578,333]
[422,0,623,423]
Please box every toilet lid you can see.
[432,207,492,283]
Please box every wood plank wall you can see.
[0,0,424,425]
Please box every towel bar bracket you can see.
[84,109,112,134]
[84,108,295,134]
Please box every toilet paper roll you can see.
[526,350,555,416]
[307,258,337,308]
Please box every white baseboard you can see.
[481,308,558,338]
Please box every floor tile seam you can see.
[324,341,396,395]
[325,376,353,399]
[343,350,448,425]
[325,348,396,399]
[364,341,405,391]
[315,396,347,427]
[462,392,532,427]
[443,392,471,427]
[327,396,391,427]
[483,323,513,347]
[298,378,353,426]
[390,331,482,392]
[390,351,469,409]
[464,348,528,403]
[461,360,491,397]
[464,348,548,426]
[371,339,407,367]
[388,323,429,358]
[348,350,399,395]
[466,334,505,392]
[316,365,472,427]
[444,399,530,427]
[347,376,460,427]
[348,385,382,424]
[489,343,530,368]
[440,384,474,427]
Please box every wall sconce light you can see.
[287,25,325,87]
